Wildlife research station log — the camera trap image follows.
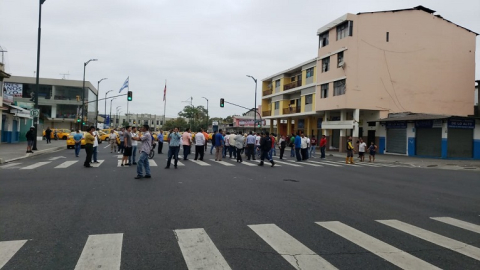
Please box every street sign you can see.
[30,109,39,117]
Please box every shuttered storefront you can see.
[416,128,442,157]
[386,127,406,154]
[447,119,474,158]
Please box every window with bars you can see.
[321,83,329,98]
[319,31,329,48]
[322,57,330,73]
[306,67,314,78]
[274,101,279,110]
[305,94,313,105]
[333,79,346,96]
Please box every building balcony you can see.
[283,107,301,114]
[263,89,273,96]
[262,111,272,117]
[283,81,302,91]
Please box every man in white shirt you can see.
[300,133,309,160]
[306,136,311,158]
[92,128,99,163]
[358,138,367,162]
[228,132,236,158]
[130,127,139,165]
[109,130,117,153]
[194,128,205,161]
[255,133,261,157]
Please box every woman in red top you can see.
[319,135,327,159]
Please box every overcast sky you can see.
[1,0,479,119]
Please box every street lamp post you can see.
[104,90,112,128]
[116,106,122,127]
[33,0,46,151]
[109,97,116,128]
[96,78,107,128]
[202,97,209,130]
[81,58,97,130]
[246,75,258,132]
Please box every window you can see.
[157,120,159,125]
[274,101,279,110]
[386,32,389,42]
[333,79,346,96]
[144,120,148,125]
[322,57,330,73]
[305,94,313,105]
[337,21,353,40]
[291,76,296,82]
[319,31,329,48]
[275,80,280,87]
[306,67,314,78]
[337,51,344,68]
[321,83,329,98]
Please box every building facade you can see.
[262,5,479,158]
[111,113,172,131]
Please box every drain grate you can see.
[283,179,299,182]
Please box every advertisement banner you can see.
[3,94,13,104]
[386,121,407,129]
[448,119,475,129]
[4,82,23,97]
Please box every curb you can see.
[1,146,64,164]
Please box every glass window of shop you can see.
[22,83,52,99]
[55,86,82,101]
[86,88,97,124]
[39,105,52,118]
[56,104,78,119]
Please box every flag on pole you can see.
[119,76,129,93]
[163,84,167,101]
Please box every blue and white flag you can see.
[119,76,129,93]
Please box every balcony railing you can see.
[263,89,273,96]
[262,111,271,117]
[283,107,301,114]
[283,80,302,91]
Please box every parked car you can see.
[66,132,86,149]
[43,129,71,140]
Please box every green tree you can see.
[163,117,189,131]
[178,105,208,131]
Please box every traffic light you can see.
[77,118,81,123]
[220,98,224,108]
[127,91,132,101]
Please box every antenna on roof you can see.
[60,71,70,79]
[0,45,7,64]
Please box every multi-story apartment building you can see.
[262,5,479,158]
[4,76,98,135]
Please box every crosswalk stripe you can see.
[90,160,104,168]
[307,160,342,167]
[0,162,22,169]
[249,224,337,270]
[55,161,79,168]
[176,161,185,166]
[74,233,123,270]
[116,155,123,158]
[190,160,211,166]
[317,221,440,270]
[237,160,257,166]
[430,217,480,234]
[175,228,232,270]
[209,159,234,166]
[149,160,158,167]
[329,160,361,167]
[377,219,480,261]
[285,159,323,167]
[48,156,66,161]
[274,160,302,167]
[20,162,51,170]
[0,240,28,269]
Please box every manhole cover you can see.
[283,179,299,182]
[426,165,438,167]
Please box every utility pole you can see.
[33,0,46,151]
[246,75,258,132]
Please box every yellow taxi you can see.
[43,128,71,140]
[66,132,86,149]
[98,131,110,142]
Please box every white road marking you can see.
[55,161,79,168]
[274,160,302,167]
[48,156,66,161]
[103,144,110,149]
[90,160,104,168]
[74,233,123,270]
[176,161,185,166]
[328,160,361,167]
[377,219,480,261]
[209,159,234,166]
[0,240,28,269]
[0,163,22,169]
[285,159,323,167]
[249,224,337,270]
[190,160,211,166]
[20,162,51,170]
[149,160,158,167]
[116,155,123,158]
[317,221,440,270]
[175,228,232,270]
[307,160,342,167]
[430,217,480,234]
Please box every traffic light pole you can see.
[223,100,262,129]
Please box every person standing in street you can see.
[271,133,277,156]
[194,128,205,161]
[133,125,152,179]
[279,135,286,159]
[258,132,274,167]
[290,133,296,157]
[166,127,181,169]
[130,127,138,165]
[157,130,164,154]
[294,132,302,161]
[109,130,117,153]
[118,128,125,154]
[210,130,217,155]
[84,126,95,168]
[229,132,236,159]
[358,138,367,162]
[121,126,132,166]
[182,128,192,161]
[268,133,276,160]
[319,135,327,159]
[309,135,317,158]
[301,132,308,160]
[92,128,99,163]
[234,132,244,163]
[368,142,378,163]
[45,127,52,144]
[74,129,83,157]
[255,132,261,158]
[346,136,355,164]
[246,131,256,160]
[214,129,224,161]
[26,126,35,153]
[201,128,209,152]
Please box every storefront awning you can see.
[7,104,32,118]
[372,113,452,122]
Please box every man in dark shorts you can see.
[121,126,133,166]
[369,142,378,163]
[346,136,355,164]
[26,126,35,153]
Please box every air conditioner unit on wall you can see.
[339,61,346,68]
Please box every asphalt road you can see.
[0,143,479,270]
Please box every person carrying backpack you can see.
[258,132,275,167]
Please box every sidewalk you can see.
[0,139,65,163]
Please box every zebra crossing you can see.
[1,216,478,269]
[0,154,410,171]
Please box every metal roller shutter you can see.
[416,128,442,157]
[447,129,473,158]
[386,128,406,154]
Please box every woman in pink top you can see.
[182,128,192,160]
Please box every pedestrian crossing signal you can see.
[77,118,81,123]
[220,98,224,108]
[127,91,132,101]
